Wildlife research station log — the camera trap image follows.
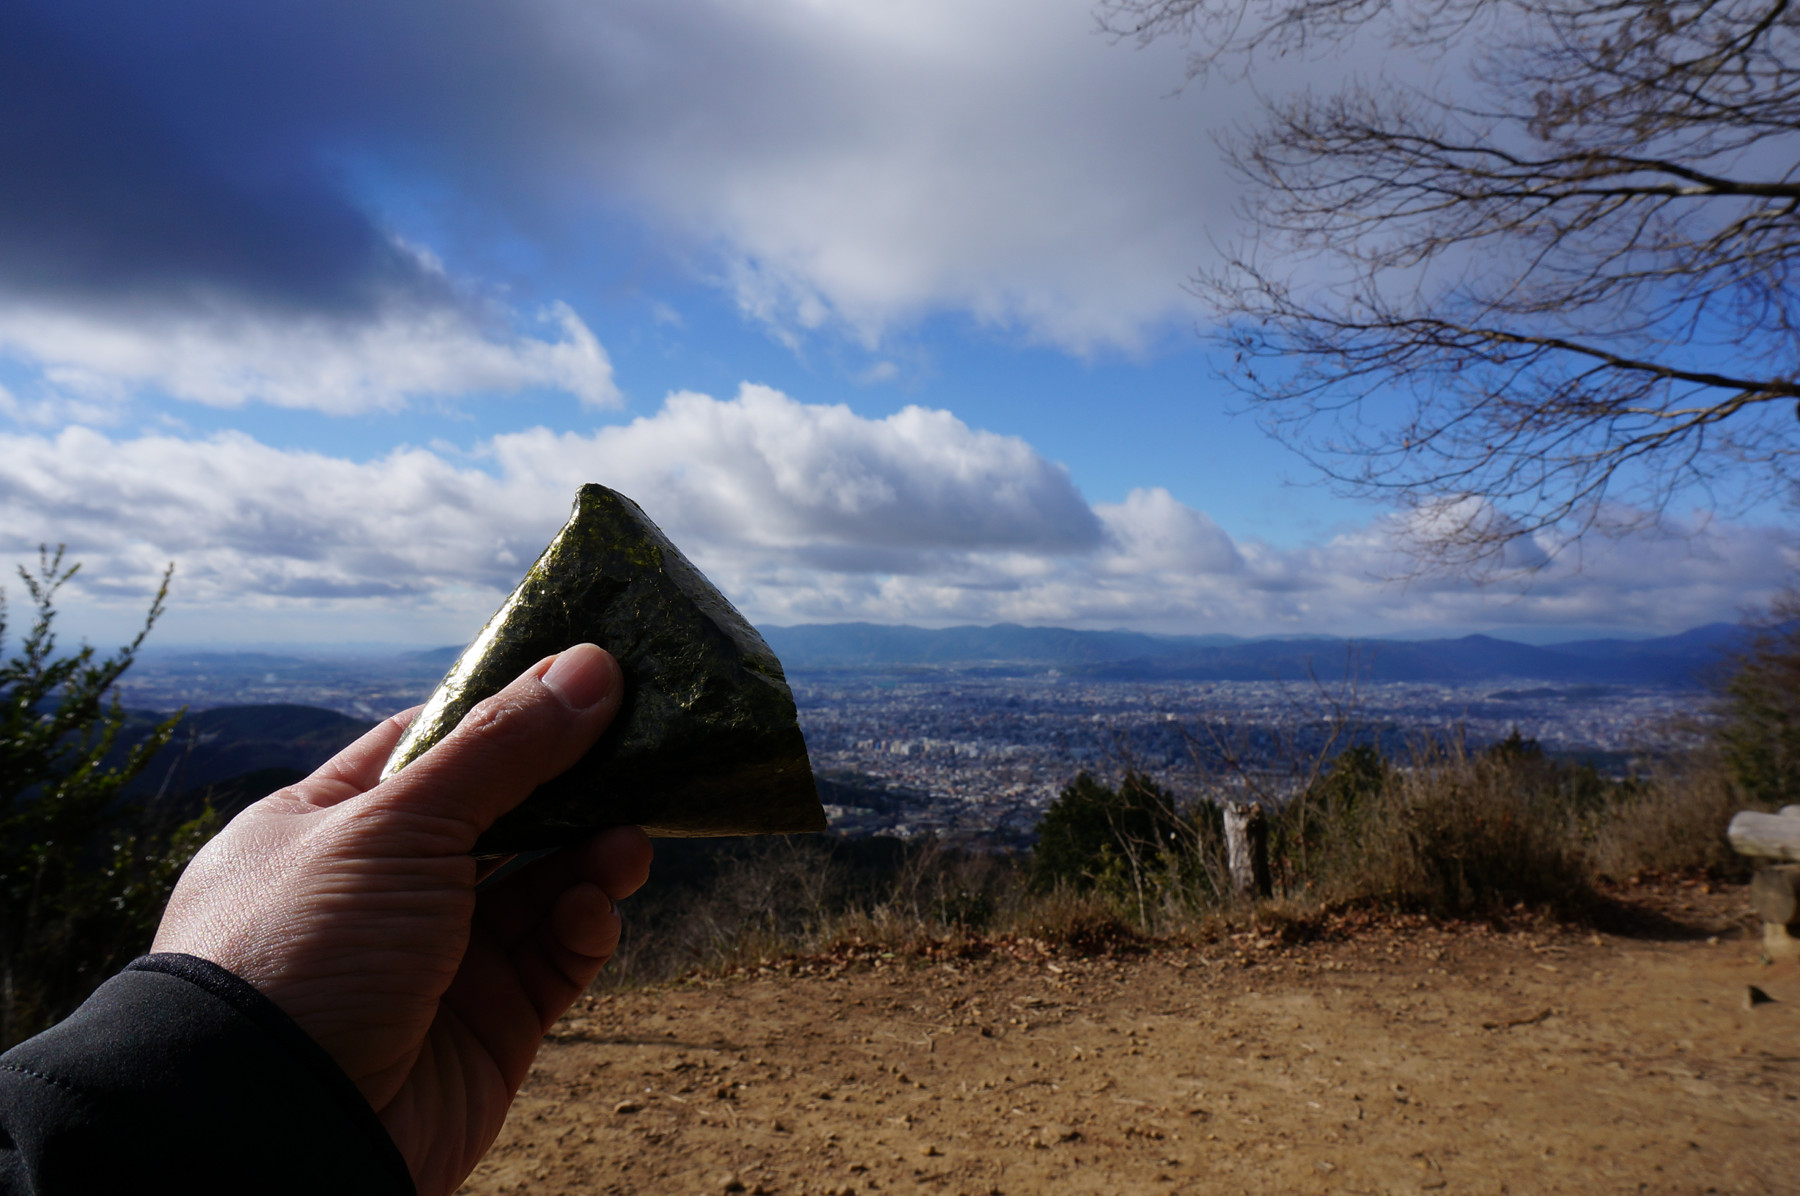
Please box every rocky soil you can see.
[459,880,1798,1196]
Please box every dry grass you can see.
[603,836,1031,986]
[602,742,1749,985]
[1318,742,1593,914]
[1585,755,1748,879]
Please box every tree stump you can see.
[1223,802,1271,899]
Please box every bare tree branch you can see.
[1104,0,1800,571]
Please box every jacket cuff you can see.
[0,953,414,1194]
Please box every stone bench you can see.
[1728,805,1800,960]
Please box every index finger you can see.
[285,707,419,810]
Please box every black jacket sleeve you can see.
[0,954,414,1195]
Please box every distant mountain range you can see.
[137,620,1757,697]
[759,621,1751,688]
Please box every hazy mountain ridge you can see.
[759,621,1747,687]
[134,621,1750,698]
[136,620,1748,691]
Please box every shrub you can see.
[1004,887,1144,955]
[1271,743,1388,890]
[1028,770,1185,895]
[1337,740,1593,914]
[1584,757,1740,879]
[0,548,215,1046]
[1281,732,1743,912]
[609,715,1752,982]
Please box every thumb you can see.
[364,643,623,849]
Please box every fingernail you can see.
[541,644,617,710]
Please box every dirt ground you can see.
[459,880,1799,1196]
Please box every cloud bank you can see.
[0,299,618,418]
[2,387,1786,641]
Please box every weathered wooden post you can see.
[1223,802,1271,899]
[1728,807,1800,961]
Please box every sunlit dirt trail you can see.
[459,884,1798,1196]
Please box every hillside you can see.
[460,881,1795,1196]
[118,704,373,817]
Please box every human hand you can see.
[152,644,652,1196]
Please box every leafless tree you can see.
[1100,0,1800,572]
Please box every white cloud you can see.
[722,504,1792,637]
[567,0,1234,352]
[0,387,1787,642]
[489,385,1104,562]
[0,297,618,415]
[0,385,1100,609]
[0,380,124,429]
[1095,488,1243,575]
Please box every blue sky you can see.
[0,0,1790,649]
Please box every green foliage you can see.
[1482,730,1619,819]
[1717,594,1800,807]
[597,738,1736,977]
[1271,744,1389,888]
[1484,728,1543,766]
[1316,744,1389,813]
[0,547,216,1046]
[1029,771,1188,896]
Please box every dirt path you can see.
[460,885,1799,1196]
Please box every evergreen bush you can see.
[0,548,216,1046]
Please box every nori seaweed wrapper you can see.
[381,484,824,855]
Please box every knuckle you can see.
[455,684,561,755]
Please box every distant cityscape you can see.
[797,674,1702,843]
[120,629,1714,846]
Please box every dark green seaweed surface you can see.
[382,484,824,855]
